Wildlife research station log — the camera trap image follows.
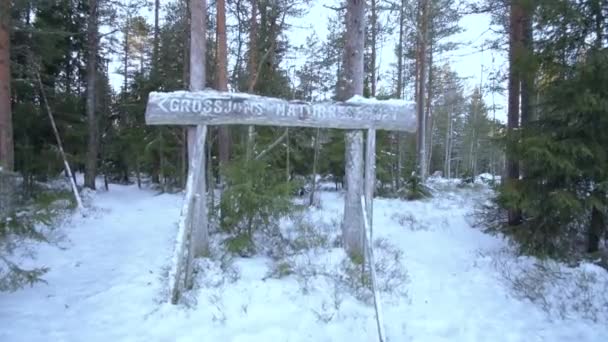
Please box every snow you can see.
[1,182,607,341]
[347,95,417,107]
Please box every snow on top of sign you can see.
[149,90,417,108]
[347,95,416,107]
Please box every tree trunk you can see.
[370,0,378,97]
[153,0,160,76]
[0,1,13,171]
[216,0,231,168]
[188,0,209,257]
[520,0,534,127]
[444,102,452,178]
[507,0,523,225]
[246,0,258,160]
[588,204,604,253]
[85,0,99,189]
[123,16,130,93]
[395,0,405,190]
[340,0,366,260]
[425,38,433,175]
[416,0,429,180]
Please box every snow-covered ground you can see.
[1,181,607,341]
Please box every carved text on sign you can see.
[146,90,417,132]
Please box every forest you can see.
[1,0,608,340]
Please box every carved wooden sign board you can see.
[145,90,417,132]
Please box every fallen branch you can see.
[255,129,288,161]
[35,69,84,211]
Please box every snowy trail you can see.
[1,183,607,341]
[0,185,181,341]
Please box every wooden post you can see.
[188,0,209,257]
[365,128,376,240]
[169,125,206,303]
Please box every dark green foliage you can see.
[1,186,76,292]
[496,49,608,258]
[401,173,432,200]
[219,159,298,254]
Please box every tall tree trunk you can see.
[216,0,231,169]
[85,0,99,189]
[416,0,429,180]
[507,0,523,225]
[153,0,160,75]
[0,1,13,171]
[246,0,258,161]
[425,39,433,175]
[444,107,452,178]
[395,0,405,190]
[340,0,366,260]
[188,0,209,257]
[123,16,130,93]
[520,0,534,127]
[370,0,378,97]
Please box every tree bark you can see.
[0,1,13,171]
[216,0,231,168]
[507,0,523,225]
[340,0,366,260]
[85,0,99,189]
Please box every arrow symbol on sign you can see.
[158,97,169,112]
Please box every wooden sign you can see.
[145,90,416,132]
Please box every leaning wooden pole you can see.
[361,196,386,342]
[36,70,84,210]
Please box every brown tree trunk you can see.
[216,0,231,167]
[507,0,524,225]
[85,0,99,189]
[340,0,366,260]
[0,1,13,171]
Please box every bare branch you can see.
[255,129,289,160]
